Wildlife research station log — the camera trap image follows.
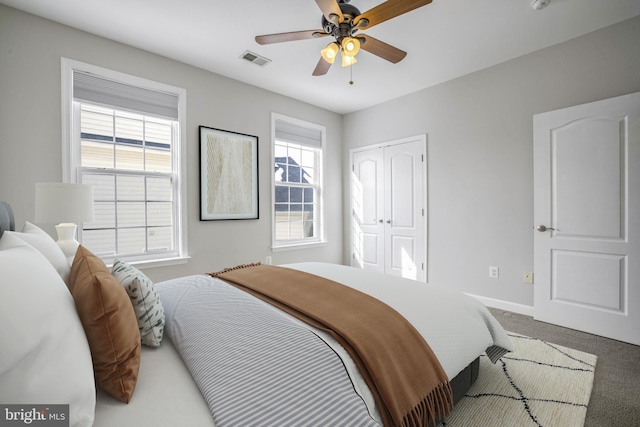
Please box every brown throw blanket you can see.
[209,264,453,427]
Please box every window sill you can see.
[107,255,191,270]
[271,241,328,252]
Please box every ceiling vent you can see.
[240,51,271,67]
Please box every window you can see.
[272,114,325,249]
[62,59,187,266]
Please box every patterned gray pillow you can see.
[111,259,165,347]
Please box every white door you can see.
[384,141,426,280]
[351,136,427,281]
[533,91,640,345]
[352,148,385,273]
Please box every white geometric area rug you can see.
[438,333,597,427]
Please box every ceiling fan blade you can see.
[354,0,432,29]
[312,57,332,76]
[359,35,407,63]
[256,30,328,45]
[315,0,344,25]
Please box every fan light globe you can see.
[341,54,357,67]
[321,42,340,64]
[341,37,360,57]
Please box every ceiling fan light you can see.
[341,37,360,57]
[321,42,340,64]
[341,54,357,67]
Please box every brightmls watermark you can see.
[0,405,68,426]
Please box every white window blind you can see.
[73,71,179,120]
[274,119,322,148]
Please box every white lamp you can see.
[35,182,95,264]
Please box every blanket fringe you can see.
[207,262,262,277]
[401,381,453,427]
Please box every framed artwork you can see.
[199,126,259,220]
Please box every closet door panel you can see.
[384,140,425,281]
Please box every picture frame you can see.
[199,126,259,220]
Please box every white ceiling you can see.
[2,0,639,114]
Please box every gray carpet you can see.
[488,308,640,427]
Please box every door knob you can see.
[386,220,391,224]
[536,225,555,232]
[378,219,383,223]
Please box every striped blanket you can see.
[159,274,381,427]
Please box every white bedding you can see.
[284,263,513,378]
[94,262,513,426]
[93,339,214,427]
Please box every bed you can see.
[0,200,513,427]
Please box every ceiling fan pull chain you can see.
[349,63,354,85]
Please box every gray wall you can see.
[342,16,640,308]
[0,6,344,282]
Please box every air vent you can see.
[240,50,271,67]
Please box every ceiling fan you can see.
[255,0,433,76]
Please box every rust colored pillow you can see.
[70,245,141,403]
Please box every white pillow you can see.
[0,233,95,427]
[7,221,71,285]
[112,258,165,347]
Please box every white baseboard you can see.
[466,293,535,317]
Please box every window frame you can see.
[61,58,188,267]
[271,113,326,251]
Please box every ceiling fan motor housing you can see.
[322,2,361,39]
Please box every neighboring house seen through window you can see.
[272,114,325,248]
[62,59,187,266]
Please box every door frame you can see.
[349,134,428,282]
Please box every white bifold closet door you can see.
[351,135,427,281]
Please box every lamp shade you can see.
[35,182,95,224]
[341,37,360,57]
[341,54,357,67]
[321,42,340,64]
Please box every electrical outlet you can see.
[489,266,499,279]
[524,272,534,284]
[265,256,272,265]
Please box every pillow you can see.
[70,245,141,403]
[112,258,165,347]
[0,233,95,427]
[7,221,71,285]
